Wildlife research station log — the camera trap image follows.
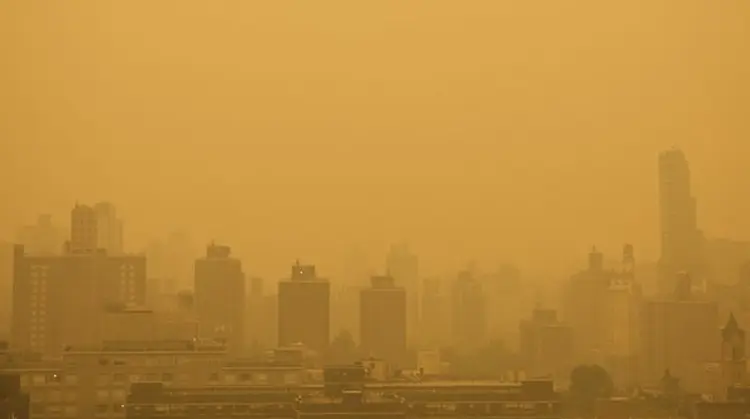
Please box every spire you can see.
[723,312,743,341]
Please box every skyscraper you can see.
[69,202,125,255]
[658,148,702,283]
[278,262,330,356]
[360,275,407,366]
[386,243,419,345]
[11,244,147,355]
[194,243,245,353]
[451,270,487,349]
[94,202,123,255]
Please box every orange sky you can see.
[1,1,748,280]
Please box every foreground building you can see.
[11,244,146,356]
[360,275,407,367]
[278,262,330,357]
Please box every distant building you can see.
[0,242,13,336]
[386,244,419,345]
[451,270,487,349]
[419,277,451,348]
[69,202,125,255]
[721,313,747,397]
[519,308,574,384]
[278,261,330,356]
[11,244,146,356]
[194,244,245,354]
[658,148,704,290]
[640,273,720,390]
[563,247,616,364]
[360,275,407,367]
[93,202,123,255]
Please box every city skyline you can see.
[2,2,749,281]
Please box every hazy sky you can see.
[1,1,748,280]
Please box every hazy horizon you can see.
[2,1,749,280]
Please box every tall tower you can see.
[658,149,702,286]
[360,275,407,366]
[386,243,419,345]
[194,243,245,353]
[278,261,330,356]
[451,270,487,349]
[70,204,98,253]
[721,313,746,396]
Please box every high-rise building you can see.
[658,148,703,287]
[386,243,419,345]
[519,308,574,383]
[451,270,486,349]
[640,274,720,390]
[278,261,330,356]
[11,244,146,355]
[360,275,407,366]
[69,204,98,253]
[419,277,451,347]
[194,244,245,353]
[0,242,12,337]
[94,202,124,255]
[562,247,614,364]
[69,202,125,255]
[721,313,747,395]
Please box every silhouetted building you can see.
[451,270,486,349]
[0,242,12,337]
[519,309,574,384]
[69,204,98,253]
[93,202,124,255]
[0,374,29,419]
[658,148,704,290]
[278,261,330,356]
[641,276,720,390]
[722,313,747,397]
[360,275,407,366]
[386,244,419,345]
[11,244,146,355]
[562,247,616,364]
[194,243,245,354]
[419,277,450,347]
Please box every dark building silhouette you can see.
[278,261,330,356]
[641,275,719,389]
[519,308,574,383]
[360,275,407,367]
[658,148,703,290]
[722,313,747,395]
[194,244,245,354]
[11,243,146,355]
[386,244,419,345]
[0,374,29,419]
[451,270,486,349]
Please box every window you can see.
[64,374,78,385]
[95,404,109,415]
[113,373,126,384]
[32,374,46,385]
[161,373,174,383]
